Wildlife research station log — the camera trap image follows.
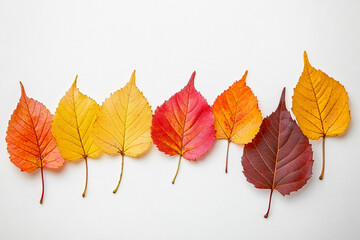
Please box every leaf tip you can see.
[19,81,26,97]
[303,51,310,66]
[72,75,78,88]
[278,87,286,107]
[187,71,196,88]
[242,70,248,82]
[281,87,286,98]
[130,70,136,84]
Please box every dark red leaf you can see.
[242,88,313,218]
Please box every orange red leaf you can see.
[6,82,65,203]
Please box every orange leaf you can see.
[212,71,262,173]
[6,82,65,204]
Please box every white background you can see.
[0,0,359,239]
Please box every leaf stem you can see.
[113,154,125,193]
[264,189,274,218]
[40,166,44,204]
[225,140,231,173]
[319,136,326,180]
[82,157,88,197]
[172,155,182,184]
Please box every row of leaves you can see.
[6,52,351,218]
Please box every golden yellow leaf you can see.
[52,76,102,196]
[93,70,152,193]
[292,51,351,179]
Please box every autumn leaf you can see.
[93,71,152,193]
[292,51,351,180]
[151,71,215,184]
[6,82,65,204]
[51,76,102,197]
[212,70,262,173]
[242,88,313,218]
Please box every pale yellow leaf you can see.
[93,71,152,157]
[92,71,152,193]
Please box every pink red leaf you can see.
[151,72,215,183]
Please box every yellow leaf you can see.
[52,76,102,196]
[292,51,351,179]
[93,71,152,193]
